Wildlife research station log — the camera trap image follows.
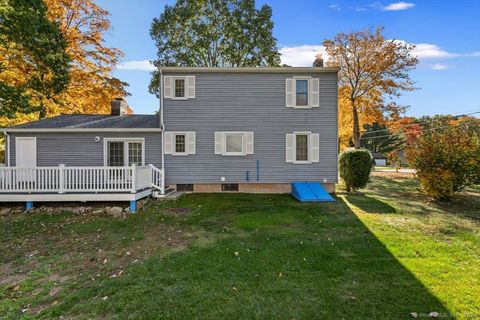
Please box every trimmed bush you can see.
[339,149,373,192]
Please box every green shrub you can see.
[407,126,480,200]
[339,149,373,192]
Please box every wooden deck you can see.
[0,165,164,210]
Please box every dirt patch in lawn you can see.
[371,171,414,179]
[162,207,193,216]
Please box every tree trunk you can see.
[38,102,46,119]
[351,100,361,148]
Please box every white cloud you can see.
[117,60,156,71]
[383,2,415,11]
[413,43,460,59]
[279,45,328,67]
[431,63,449,70]
[329,4,341,10]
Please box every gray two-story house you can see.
[1,67,339,209]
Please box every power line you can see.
[361,110,480,137]
[360,118,480,141]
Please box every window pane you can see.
[108,142,124,166]
[175,134,186,153]
[296,80,308,106]
[225,134,243,153]
[175,79,185,97]
[128,142,143,165]
[296,134,308,161]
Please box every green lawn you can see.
[1,177,479,319]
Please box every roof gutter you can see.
[160,67,340,74]
[159,67,165,195]
[2,128,163,133]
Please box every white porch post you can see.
[58,164,65,193]
[131,164,137,193]
[159,68,165,195]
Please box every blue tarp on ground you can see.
[292,182,335,202]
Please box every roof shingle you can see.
[6,114,159,129]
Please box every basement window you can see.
[222,183,239,192]
[176,184,194,192]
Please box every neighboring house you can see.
[372,152,388,166]
[1,67,339,209]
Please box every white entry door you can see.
[15,137,37,167]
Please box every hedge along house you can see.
[1,67,339,209]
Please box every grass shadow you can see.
[345,195,397,214]
[34,194,451,319]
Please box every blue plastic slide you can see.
[292,182,335,202]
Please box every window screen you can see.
[296,79,308,106]
[225,134,243,154]
[296,134,308,162]
[128,142,143,165]
[175,134,186,153]
[107,141,124,166]
[174,79,185,98]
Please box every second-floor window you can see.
[286,77,320,108]
[174,78,185,98]
[296,79,309,107]
[164,75,195,100]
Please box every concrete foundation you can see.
[179,183,336,194]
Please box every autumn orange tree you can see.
[324,27,418,148]
[0,0,128,128]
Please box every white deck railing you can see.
[0,165,163,194]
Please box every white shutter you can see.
[164,132,174,154]
[285,78,294,107]
[215,132,224,155]
[186,132,196,154]
[310,133,319,163]
[245,132,254,154]
[164,76,173,99]
[286,133,295,163]
[187,76,195,98]
[310,78,319,107]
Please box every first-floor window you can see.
[106,139,144,166]
[175,134,186,154]
[128,142,143,165]
[296,134,309,162]
[225,133,244,155]
[107,141,124,166]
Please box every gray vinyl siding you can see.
[9,132,161,167]
[163,72,338,184]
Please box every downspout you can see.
[159,68,165,195]
[3,131,10,167]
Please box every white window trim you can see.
[172,132,188,156]
[294,76,311,109]
[172,76,188,100]
[293,131,311,164]
[103,138,145,166]
[223,132,245,156]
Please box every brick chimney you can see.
[313,53,324,67]
[110,98,129,116]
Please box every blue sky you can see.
[98,0,480,116]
